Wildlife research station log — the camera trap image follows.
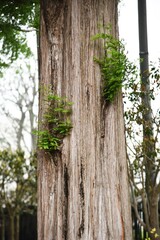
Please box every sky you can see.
[119,0,160,63]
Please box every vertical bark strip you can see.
[38,0,132,239]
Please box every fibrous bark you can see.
[38,0,132,239]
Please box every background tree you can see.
[0,60,38,153]
[0,53,38,240]
[38,0,132,239]
[124,62,160,239]
[0,1,39,240]
[0,149,37,240]
[122,1,160,238]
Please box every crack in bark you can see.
[78,162,85,238]
[63,164,69,240]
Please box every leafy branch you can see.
[34,94,73,151]
[92,30,136,102]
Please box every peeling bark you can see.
[38,0,132,239]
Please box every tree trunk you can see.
[15,214,20,240]
[38,0,132,239]
[10,215,15,240]
[1,208,5,240]
[148,193,160,239]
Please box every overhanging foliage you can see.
[0,0,39,67]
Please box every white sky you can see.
[119,0,160,63]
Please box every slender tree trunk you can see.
[15,215,19,240]
[9,215,15,240]
[16,111,25,151]
[1,208,5,240]
[148,193,160,240]
[38,0,132,239]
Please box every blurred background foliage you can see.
[0,0,39,68]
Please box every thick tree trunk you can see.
[38,0,132,239]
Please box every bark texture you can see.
[38,0,132,239]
